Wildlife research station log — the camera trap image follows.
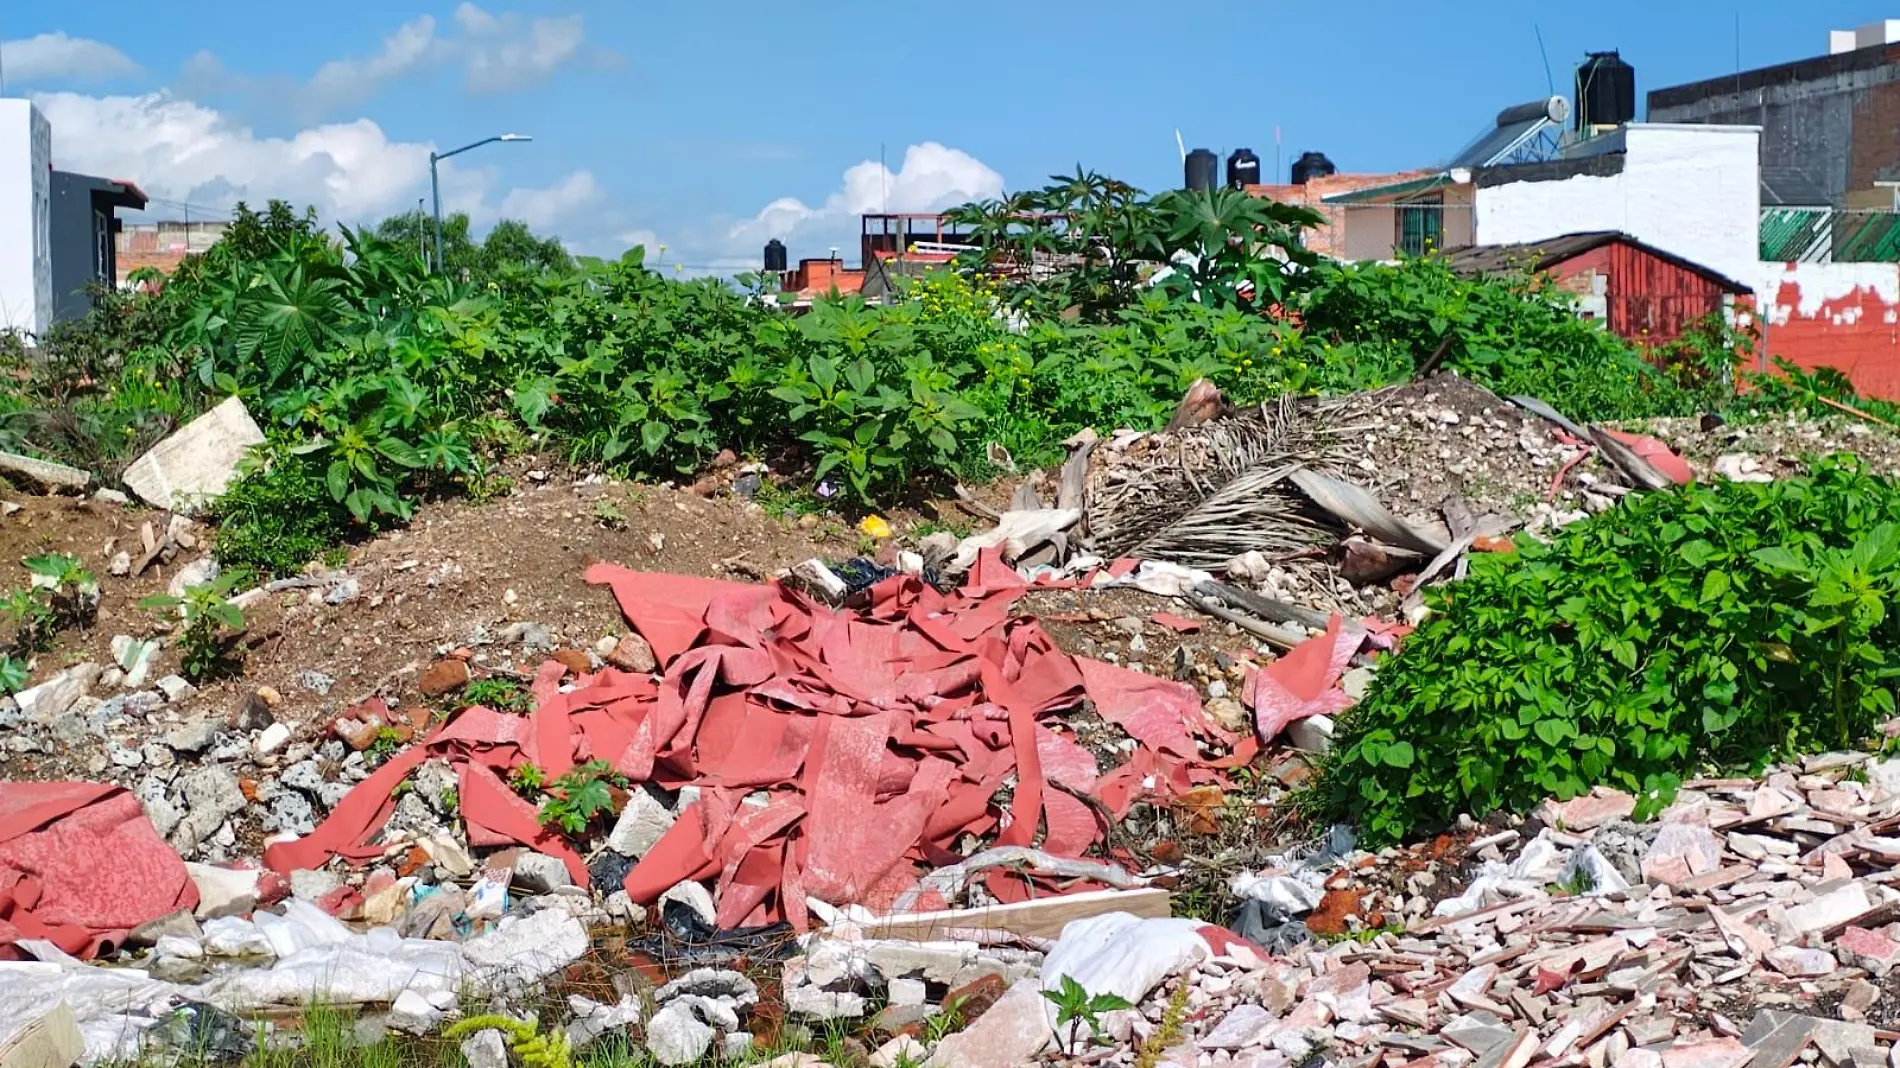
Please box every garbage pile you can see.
[942,373,1703,629]
[17,744,1900,1066]
[1064,749,1900,1068]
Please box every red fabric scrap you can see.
[269,565,1236,928]
[0,782,197,960]
[1245,616,1366,742]
[1150,612,1203,634]
[1601,429,1694,485]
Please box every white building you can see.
[1322,123,1763,287]
[0,99,52,340]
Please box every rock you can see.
[926,979,1052,1068]
[0,450,91,492]
[1203,697,1248,733]
[165,718,221,753]
[887,977,928,1007]
[299,670,335,695]
[111,635,159,689]
[169,767,247,853]
[500,621,554,652]
[551,649,592,676]
[510,852,574,893]
[659,878,718,929]
[785,559,848,605]
[564,995,644,1051]
[1226,550,1272,584]
[785,983,867,1021]
[230,689,277,731]
[414,759,460,814]
[460,1029,509,1068]
[1541,788,1638,833]
[1286,714,1334,755]
[386,989,444,1035]
[872,1036,928,1068]
[606,634,657,674]
[16,664,99,723]
[646,996,737,1066]
[324,578,360,606]
[122,396,265,511]
[267,791,317,837]
[290,869,344,902]
[254,722,291,755]
[1840,925,1900,975]
[108,551,131,577]
[157,675,198,703]
[417,659,471,697]
[165,557,219,599]
[657,968,760,1007]
[607,787,676,858]
[94,488,127,506]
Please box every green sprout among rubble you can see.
[1041,975,1132,1052]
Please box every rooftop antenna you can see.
[1533,25,1556,99]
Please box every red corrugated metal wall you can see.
[1550,243,1731,343]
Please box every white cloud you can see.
[728,142,1004,247]
[654,141,1003,270]
[303,16,440,113]
[30,90,598,238]
[0,33,139,85]
[454,3,588,93]
[497,171,603,231]
[182,5,603,121]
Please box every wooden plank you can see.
[848,887,1170,942]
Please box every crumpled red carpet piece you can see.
[0,782,198,960]
[1601,429,1694,485]
[1245,616,1368,742]
[270,562,1231,928]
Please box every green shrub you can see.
[1319,456,1900,845]
[1298,257,1721,422]
[209,451,358,577]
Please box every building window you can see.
[1397,196,1444,257]
[94,209,111,284]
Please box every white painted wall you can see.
[1474,124,1762,286]
[1750,261,1900,327]
[0,100,52,339]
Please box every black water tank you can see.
[763,238,787,273]
[1290,151,1337,185]
[1227,148,1262,189]
[1185,148,1219,193]
[1576,51,1636,129]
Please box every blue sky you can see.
[0,1,1888,270]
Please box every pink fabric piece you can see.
[1246,616,1364,741]
[0,784,197,960]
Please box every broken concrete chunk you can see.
[606,786,676,859]
[0,449,90,492]
[122,395,265,512]
[925,979,1052,1068]
[1786,880,1874,935]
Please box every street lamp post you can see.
[428,134,532,273]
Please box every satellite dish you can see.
[1545,96,1572,125]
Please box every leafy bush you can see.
[1298,257,1721,422]
[1319,457,1900,845]
[209,450,360,578]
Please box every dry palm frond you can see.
[1086,393,1370,568]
